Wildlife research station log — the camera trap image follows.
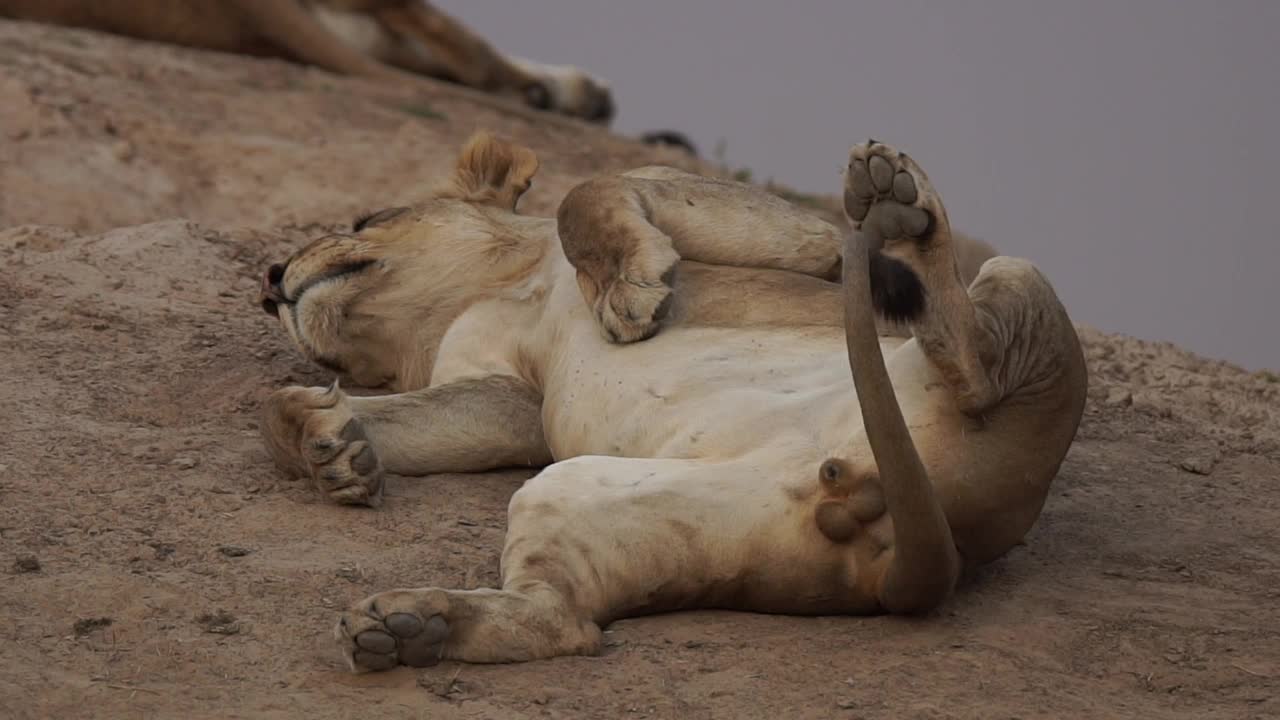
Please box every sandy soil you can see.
[2,19,1278,720]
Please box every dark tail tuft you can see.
[868,251,926,324]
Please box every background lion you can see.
[0,0,616,122]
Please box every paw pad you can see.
[845,144,934,243]
[340,607,451,672]
[356,630,396,654]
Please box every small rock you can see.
[1104,388,1133,407]
[196,610,240,635]
[335,563,363,583]
[420,672,467,699]
[73,617,113,637]
[12,554,41,573]
[111,139,135,162]
[1177,457,1214,476]
[532,688,569,706]
[836,699,858,710]
[456,519,478,527]
[1132,392,1171,418]
[172,456,199,470]
[218,545,252,558]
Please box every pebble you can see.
[196,610,240,635]
[1177,457,1214,476]
[111,139,135,162]
[1104,388,1133,407]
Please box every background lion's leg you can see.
[316,1,612,120]
[261,375,550,505]
[233,0,405,80]
[368,1,543,99]
[558,170,843,342]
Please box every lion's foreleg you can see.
[262,374,550,495]
[557,172,843,343]
[345,374,551,475]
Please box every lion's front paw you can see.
[591,265,677,344]
[578,234,679,345]
[262,383,385,507]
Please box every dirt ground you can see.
[2,19,1278,720]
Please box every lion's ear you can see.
[448,131,539,211]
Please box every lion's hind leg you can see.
[334,455,866,668]
[844,141,1087,564]
[844,140,1085,417]
[844,141,1002,411]
[336,583,602,669]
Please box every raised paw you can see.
[261,382,385,507]
[580,249,679,345]
[335,589,451,672]
[844,141,948,252]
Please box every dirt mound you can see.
[1,19,1277,720]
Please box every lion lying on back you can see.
[0,0,615,122]
[256,131,1086,668]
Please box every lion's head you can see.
[259,132,548,390]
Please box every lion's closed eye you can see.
[288,259,378,303]
[352,206,411,233]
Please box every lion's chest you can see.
[539,325,868,462]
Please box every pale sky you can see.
[448,0,1279,371]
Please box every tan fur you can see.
[257,131,1088,668]
[0,0,615,122]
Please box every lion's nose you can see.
[260,263,287,316]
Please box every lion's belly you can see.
[540,324,896,462]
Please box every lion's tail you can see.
[835,227,959,612]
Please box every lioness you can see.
[0,0,614,122]
[258,132,1087,669]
